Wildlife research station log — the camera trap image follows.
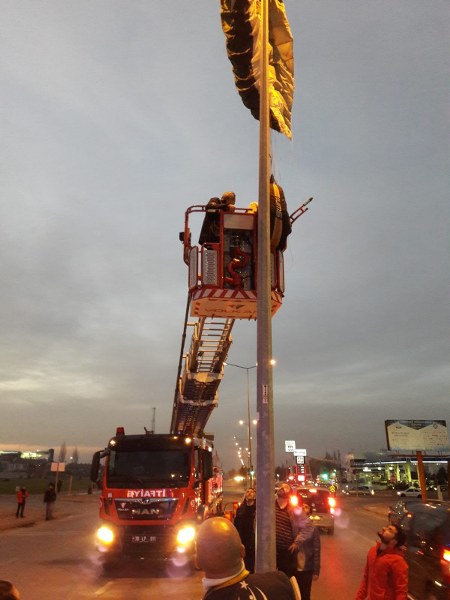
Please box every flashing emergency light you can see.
[116,427,125,435]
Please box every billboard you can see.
[385,420,450,453]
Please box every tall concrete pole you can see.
[255,0,275,572]
[225,362,256,488]
[245,367,254,488]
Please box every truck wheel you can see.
[196,505,208,521]
[102,556,119,573]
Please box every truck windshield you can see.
[106,449,191,488]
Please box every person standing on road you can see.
[15,486,29,518]
[43,482,57,520]
[233,487,256,573]
[196,516,299,599]
[354,524,408,600]
[275,483,314,579]
[295,501,320,600]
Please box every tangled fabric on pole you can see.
[220,0,294,139]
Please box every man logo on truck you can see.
[134,508,161,516]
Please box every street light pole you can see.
[245,367,253,487]
[225,362,256,488]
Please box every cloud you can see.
[0,1,448,470]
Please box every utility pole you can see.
[255,0,276,572]
[246,367,253,487]
[225,362,257,488]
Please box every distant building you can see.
[0,449,54,477]
[345,449,450,485]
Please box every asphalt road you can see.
[0,487,392,599]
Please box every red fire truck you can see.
[90,192,309,571]
[90,427,222,570]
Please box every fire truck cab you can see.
[90,428,220,570]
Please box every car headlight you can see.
[176,525,196,547]
[97,525,115,545]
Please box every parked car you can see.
[295,486,336,535]
[389,499,449,525]
[342,485,374,496]
[388,499,422,525]
[398,501,450,600]
[397,486,422,498]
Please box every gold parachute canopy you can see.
[220,0,294,139]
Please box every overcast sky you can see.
[1,1,449,471]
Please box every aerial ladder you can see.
[170,189,312,437]
[89,191,311,569]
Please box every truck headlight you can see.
[97,525,115,545]
[176,525,196,547]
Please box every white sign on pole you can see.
[285,440,296,453]
[296,455,305,464]
[294,449,307,457]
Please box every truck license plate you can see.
[132,535,156,543]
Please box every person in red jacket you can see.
[355,524,408,600]
[15,486,29,519]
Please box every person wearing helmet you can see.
[196,516,298,599]
[0,580,20,600]
[199,192,236,245]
